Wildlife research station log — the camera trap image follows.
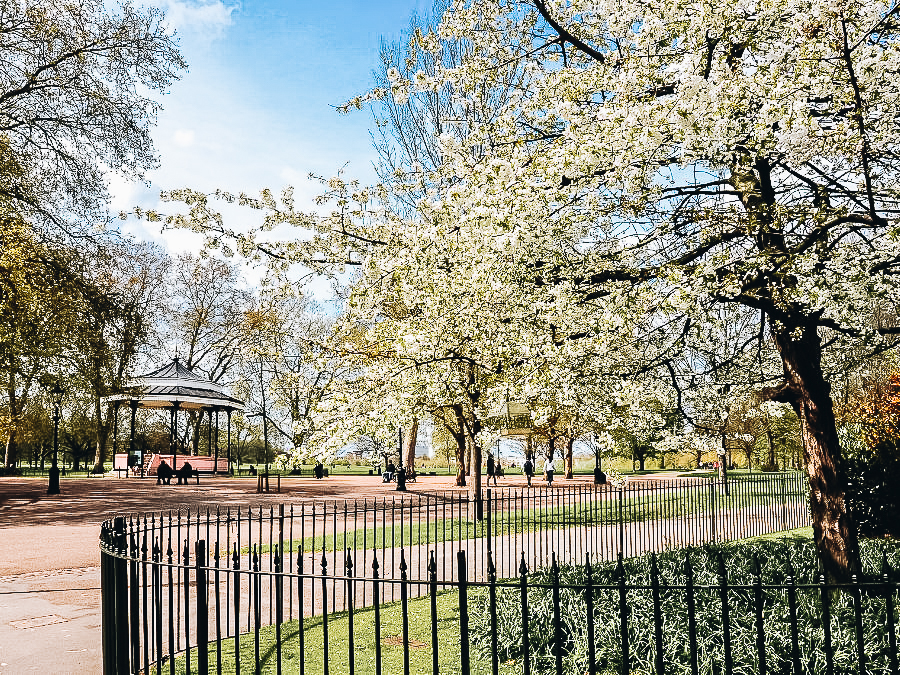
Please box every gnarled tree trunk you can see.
[765,323,859,582]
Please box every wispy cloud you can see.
[156,0,239,43]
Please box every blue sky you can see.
[115,0,435,254]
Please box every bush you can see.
[469,537,900,674]
[845,439,900,538]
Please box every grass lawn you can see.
[183,527,822,675]
[250,476,808,556]
[174,589,517,675]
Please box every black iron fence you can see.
[98,474,844,674]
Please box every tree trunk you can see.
[455,437,466,486]
[92,399,111,473]
[766,323,859,581]
[404,417,418,470]
[4,426,16,468]
[470,424,483,519]
[564,437,574,479]
[450,406,467,486]
[5,378,19,467]
[189,410,202,455]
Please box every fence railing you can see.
[99,474,826,674]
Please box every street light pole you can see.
[47,382,63,495]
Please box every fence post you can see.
[457,551,470,673]
[275,545,283,675]
[154,541,163,675]
[320,551,329,675]
[883,553,898,675]
[344,549,353,675]
[585,555,597,675]
[650,553,664,675]
[817,566,834,675]
[129,529,140,674]
[183,541,191,675]
[717,553,732,675]
[195,541,208,675]
[519,553,531,675]
[401,549,410,675]
[232,544,241,675]
[488,551,499,675]
[684,553,698,675]
[753,555,767,675]
[486,489,493,563]
[617,554,629,675]
[373,555,382,675]
[114,517,130,675]
[618,488,624,557]
[100,523,115,675]
[786,558,801,675]
[852,571,867,675]
[297,545,304,675]
[429,552,439,675]
[552,553,563,675]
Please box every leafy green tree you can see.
[169,254,250,454]
[69,238,168,472]
[0,221,83,466]
[0,0,185,229]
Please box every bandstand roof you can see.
[105,358,244,411]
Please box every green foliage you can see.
[845,438,900,538]
[469,538,900,674]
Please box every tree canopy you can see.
[0,0,184,230]
[160,0,900,580]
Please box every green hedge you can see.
[470,537,900,674]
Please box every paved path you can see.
[0,471,637,674]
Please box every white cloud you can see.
[173,129,195,147]
[156,0,238,42]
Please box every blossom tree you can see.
[159,0,900,580]
[396,0,900,580]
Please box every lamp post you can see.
[395,426,406,491]
[47,382,63,495]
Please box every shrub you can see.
[845,439,900,538]
[469,538,900,674]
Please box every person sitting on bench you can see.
[175,461,194,485]
[156,460,173,485]
[382,461,396,482]
[314,462,324,479]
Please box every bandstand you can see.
[105,358,244,476]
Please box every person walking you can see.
[487,453,497,486]
[523,457,534,487]
[543,456,555,485]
